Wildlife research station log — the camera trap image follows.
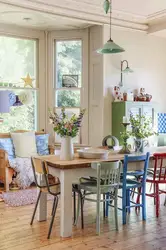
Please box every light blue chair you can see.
[75,161,121,235]
[106,152,150,225]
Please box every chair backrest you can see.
[31,157,49,188]
[91,161,121,188]
[123,152,150,187]
[153,153,166,182]
[31,157,60,196]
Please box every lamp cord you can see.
[110,0,112,40]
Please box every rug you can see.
[0,188,53,207]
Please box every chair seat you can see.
[78,182,119,194]
[146,175,166,183]
[147,168,166,176]
[119,179,141,189]
[41,183,60,194]
[127,170,144,177]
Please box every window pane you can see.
[0,36,36,87]
[55,108,80,143]
[56,89,80,107]
[0,90,37,132]
[56,40,82,88]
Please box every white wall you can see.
[103,26,166,137]
[89,26,104,147]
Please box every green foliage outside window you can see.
[56,41,81,107]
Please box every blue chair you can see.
[106,152,150,225]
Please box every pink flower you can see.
[64,123,73,132]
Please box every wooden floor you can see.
[0,192,166,250]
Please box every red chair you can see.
[137,153,166,217]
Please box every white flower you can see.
[18,91,33,105]
[49,119,53,124]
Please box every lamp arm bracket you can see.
[121,60,129,71]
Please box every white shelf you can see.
[0,86,38,91]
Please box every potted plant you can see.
[49,107,85,160]
[129,114,157,152]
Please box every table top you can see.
[38,152,138,170]
[37,147,166,170]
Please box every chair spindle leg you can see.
[30,190,42,225]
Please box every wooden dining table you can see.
[36,146,166,238]
[36,151,148,238]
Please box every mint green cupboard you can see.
[112,101,157,144]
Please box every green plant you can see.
[120,129,131,154]
[120,130,130,144]
[129,114,157,139]
[49,107,85,138]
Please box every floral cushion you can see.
[36,134,49,155]
[0,138,15,159]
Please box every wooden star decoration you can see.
[21,73,34,88]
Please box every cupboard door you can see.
[126,104,142,118]
[142,105,156,127]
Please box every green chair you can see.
[75,161,121,235]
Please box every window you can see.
[0,36,37,132]
[55,40,82,143]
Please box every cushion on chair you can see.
[0,138,15,159]
[11,131,37,158]
[36,134,49,155]
[119,179,142,189]
[127,170,144,177]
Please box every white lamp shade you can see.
[0,91,10,113]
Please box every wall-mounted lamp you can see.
[119,60,133,87]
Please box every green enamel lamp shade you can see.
[97,39,125,54]
[122,66,134,73]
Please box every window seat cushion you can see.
[36,134,49,155]
[11,131,37,158]
[0,138,15,159]
[0,133,50,161]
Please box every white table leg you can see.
[59,169,73,237]
[37,174,47,222]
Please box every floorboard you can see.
[0,191,166,250]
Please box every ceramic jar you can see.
[60,136,74,160]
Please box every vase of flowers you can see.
[49,107,85,160]
[60,136,74,161]
[129,114,157,153]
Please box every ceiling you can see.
[1,0,166,36]
[0,2,91,30]
[112,0,166,17]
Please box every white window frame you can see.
[47,29,89,145]
[0,24,46,132]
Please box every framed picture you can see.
[62,75,78,88]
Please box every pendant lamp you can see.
[97,0,125,54]
[0,90,10,123]
[0,91,10,113]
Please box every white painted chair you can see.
[75,161,121,235]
